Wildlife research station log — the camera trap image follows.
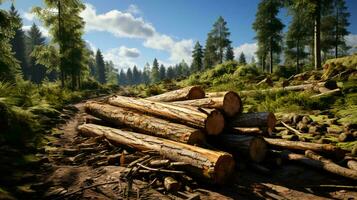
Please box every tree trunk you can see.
[84,101,205,145]
[228,112,276,133]
[314,0,321,70]
[305,150,357,180]
[172,91,242,117]
[233,127,271,136]
[108,96,225,135]
[212,135,267,163]
[265,138,343,155]
[347,160,357,171]
[78,124,235,184]
[146,86,205,102]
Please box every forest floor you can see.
[1,96,357,200]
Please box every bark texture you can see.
[172,91,242,117]
[108,95,225,135]
[228,112,276,132]
[84,101,205,145]
[78,124,235,184]
[146,86,205,102]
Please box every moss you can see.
[336,141,357,151]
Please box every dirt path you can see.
[12,98,357,200]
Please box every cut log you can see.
[281,150,357,180]
[172,91,242,117]
[213,135,267,163]
[265,138,342,155]
[233,127,272,136]
[108,95,225,135]
[228,112,276,133]
[305,150,357,180]
[311,88,341,98]
[78,124,235,184]
[84,101,205,144]
[164,177,180,192]
[146,86,205,102]
[347,160,357,171]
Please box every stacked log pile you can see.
[75,85,356,197]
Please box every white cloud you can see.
[345,34,357,53]
[103,46,140,70]
[23,11,35,21]
[234,43,257,62]
[22,25,50,38]
[126,4,141,15]
[81,3,193,65]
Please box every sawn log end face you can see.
[249,137,268,163]
[188,86,205,100]
[223,91,242,117]
[205,110,225,135]
[213,153,235,184]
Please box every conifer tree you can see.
[151,58,160,83]
[191,41,203,72]
[95,49,106,84]
[126,68,133,85]
[118,69,127,85]
[211,16,231,64]
[132,65,141,84]
[239,52,247,65]
[225,45,235,61]
[159,64,166,80]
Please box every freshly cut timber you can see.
[213,134,267,163]
[78,124,235,184]
[84,101,205,144]
[228,112,276,133]
[233,127,271,136]
[281,150,357,180]
[146,86,205,102]
[265,138,343,155]
[108,95,225,135]
[172,91,242,117]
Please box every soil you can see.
[1,98,357,200]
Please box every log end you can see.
[186,130,207,145]
[205,110,225,135]
[267,112,277,131]
[213,153,235,184]
[188,86,205,100]
[249,137,268,163]
[223,91,242,117]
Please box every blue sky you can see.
[2,0,357,70]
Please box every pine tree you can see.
[132,65,141,84]
[332,0,350,58]
[151,58,160,83]
[118,69,127,85]
[26,23,47,84]
[238,52,247,65]
[126,68,133,85]
[166,66,175,79]
[211,16,231,64]
[253,0,284,73]
[285,2,311,73]
[33,0,89,89]
[191,41,203,72]
[159,64,166,80]
[105,61,118,85]
[9,4,28,80]
[142,63,151,84]
[203,33,217,69]
[95,49,106,84]
[251,56,256,64]
[225,45,235,61]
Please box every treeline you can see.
[0,2,118,89]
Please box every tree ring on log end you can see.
[186,130,206,145]
[188,86,205,100]
[213,154,235,184]
[205,110,225,135]
[249,137,268,163]
[267,112,277,130]
[223,91,242,117]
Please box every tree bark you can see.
[228,112,276,133]
[314,0,321,70]
[347,160,357,171]
[311,88,341,98]
[84,101,205,145]
[78,124,235,184]
[265,138,343,155]
[146,86,205,102]
[305,150,357,180]
[172,91,242,117]
[213,135,268,163]
[108,95,225,135]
